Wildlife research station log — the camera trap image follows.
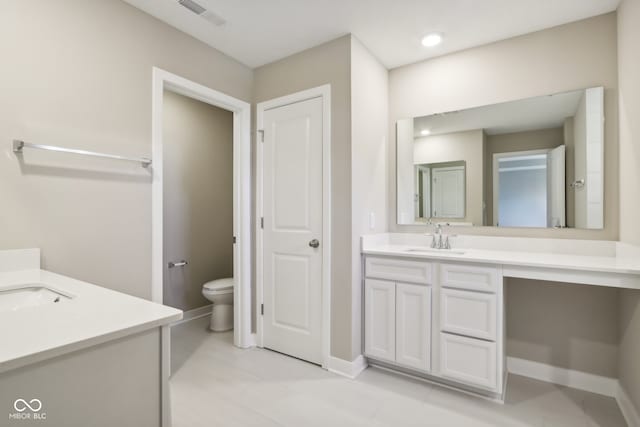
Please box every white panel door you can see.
[364,279,396,362]
[396,283,431,372]
[262,96,323,365]
[432,166,465,218]
[547,145,566,228]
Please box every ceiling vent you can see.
[178,0,227,26]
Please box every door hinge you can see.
[260,217,264,229]
[258,129,264,142]
[233,236,236,244]
[261,303,264,315]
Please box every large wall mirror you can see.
[396,87,605,229]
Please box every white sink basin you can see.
[404,248,466,255]
[0,285,72,313]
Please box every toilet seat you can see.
[202,288,233,297]
[203,277,234,292]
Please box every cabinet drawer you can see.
[365,257,432,285]
[440,333,497,391]
[440,263,499,293]
[441,289,496,341]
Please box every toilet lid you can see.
[203,277,234,291]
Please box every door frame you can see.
[255,85,332,368]
[492,149,549,226]
[151,67,253,349]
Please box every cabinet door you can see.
[396,283,431,372]
[364,279,396,362]
[440,333,497,391]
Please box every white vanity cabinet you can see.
[438,262,503,392]
[363,255,505,398]
[364,257,433,373]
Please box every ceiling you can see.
[122,0,620,69]
[413,88,587,137]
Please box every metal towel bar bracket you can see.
[168,260,188,268]
[13,140,152,168]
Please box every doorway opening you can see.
[492,146,565,228]
[151,68,252,349]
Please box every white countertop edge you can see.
[361,246,640,276]
[0,312,181,375]
[0,267,183,373]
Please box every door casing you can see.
[151,67,252,348]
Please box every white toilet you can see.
[201,277,234,332]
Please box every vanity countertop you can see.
[0,249,182,374]
[362,234,640,285]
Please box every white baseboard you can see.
[617,383,640,427]
[247,333,257,347]
[507,357,618,397]
[171,305,212,326]
[327,355,368,379]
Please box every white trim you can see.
[499,165,547,172]
[160,325,171,427]
[151,67,252,349]
[369,361,505,403]
[255,84,332,369]
[617,383,640,427]
[507,357,618,397]
[170,305,212,326]
[247,333,257,348]
[327,355,368,379]
[492,149,550,226]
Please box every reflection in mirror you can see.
[396,87,605,229]
[416,161,466,220]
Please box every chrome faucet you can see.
[428,221,455,250]
[430,223,443,249]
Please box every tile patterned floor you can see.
[170,317,627,427]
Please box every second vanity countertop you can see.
[0,251,182,374]
[362,233,640,277]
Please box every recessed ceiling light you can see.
[421,129,431,136]
[421,33,443,47]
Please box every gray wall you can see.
[389,13,618,240]
[162,91,233,311]
[617,0,640,413]
[507,279,619,378]
[0,0,252,299]
[484,127,564,225]
[0,330,161,427]
[253,36,353,360]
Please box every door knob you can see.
[309,239,320,248]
